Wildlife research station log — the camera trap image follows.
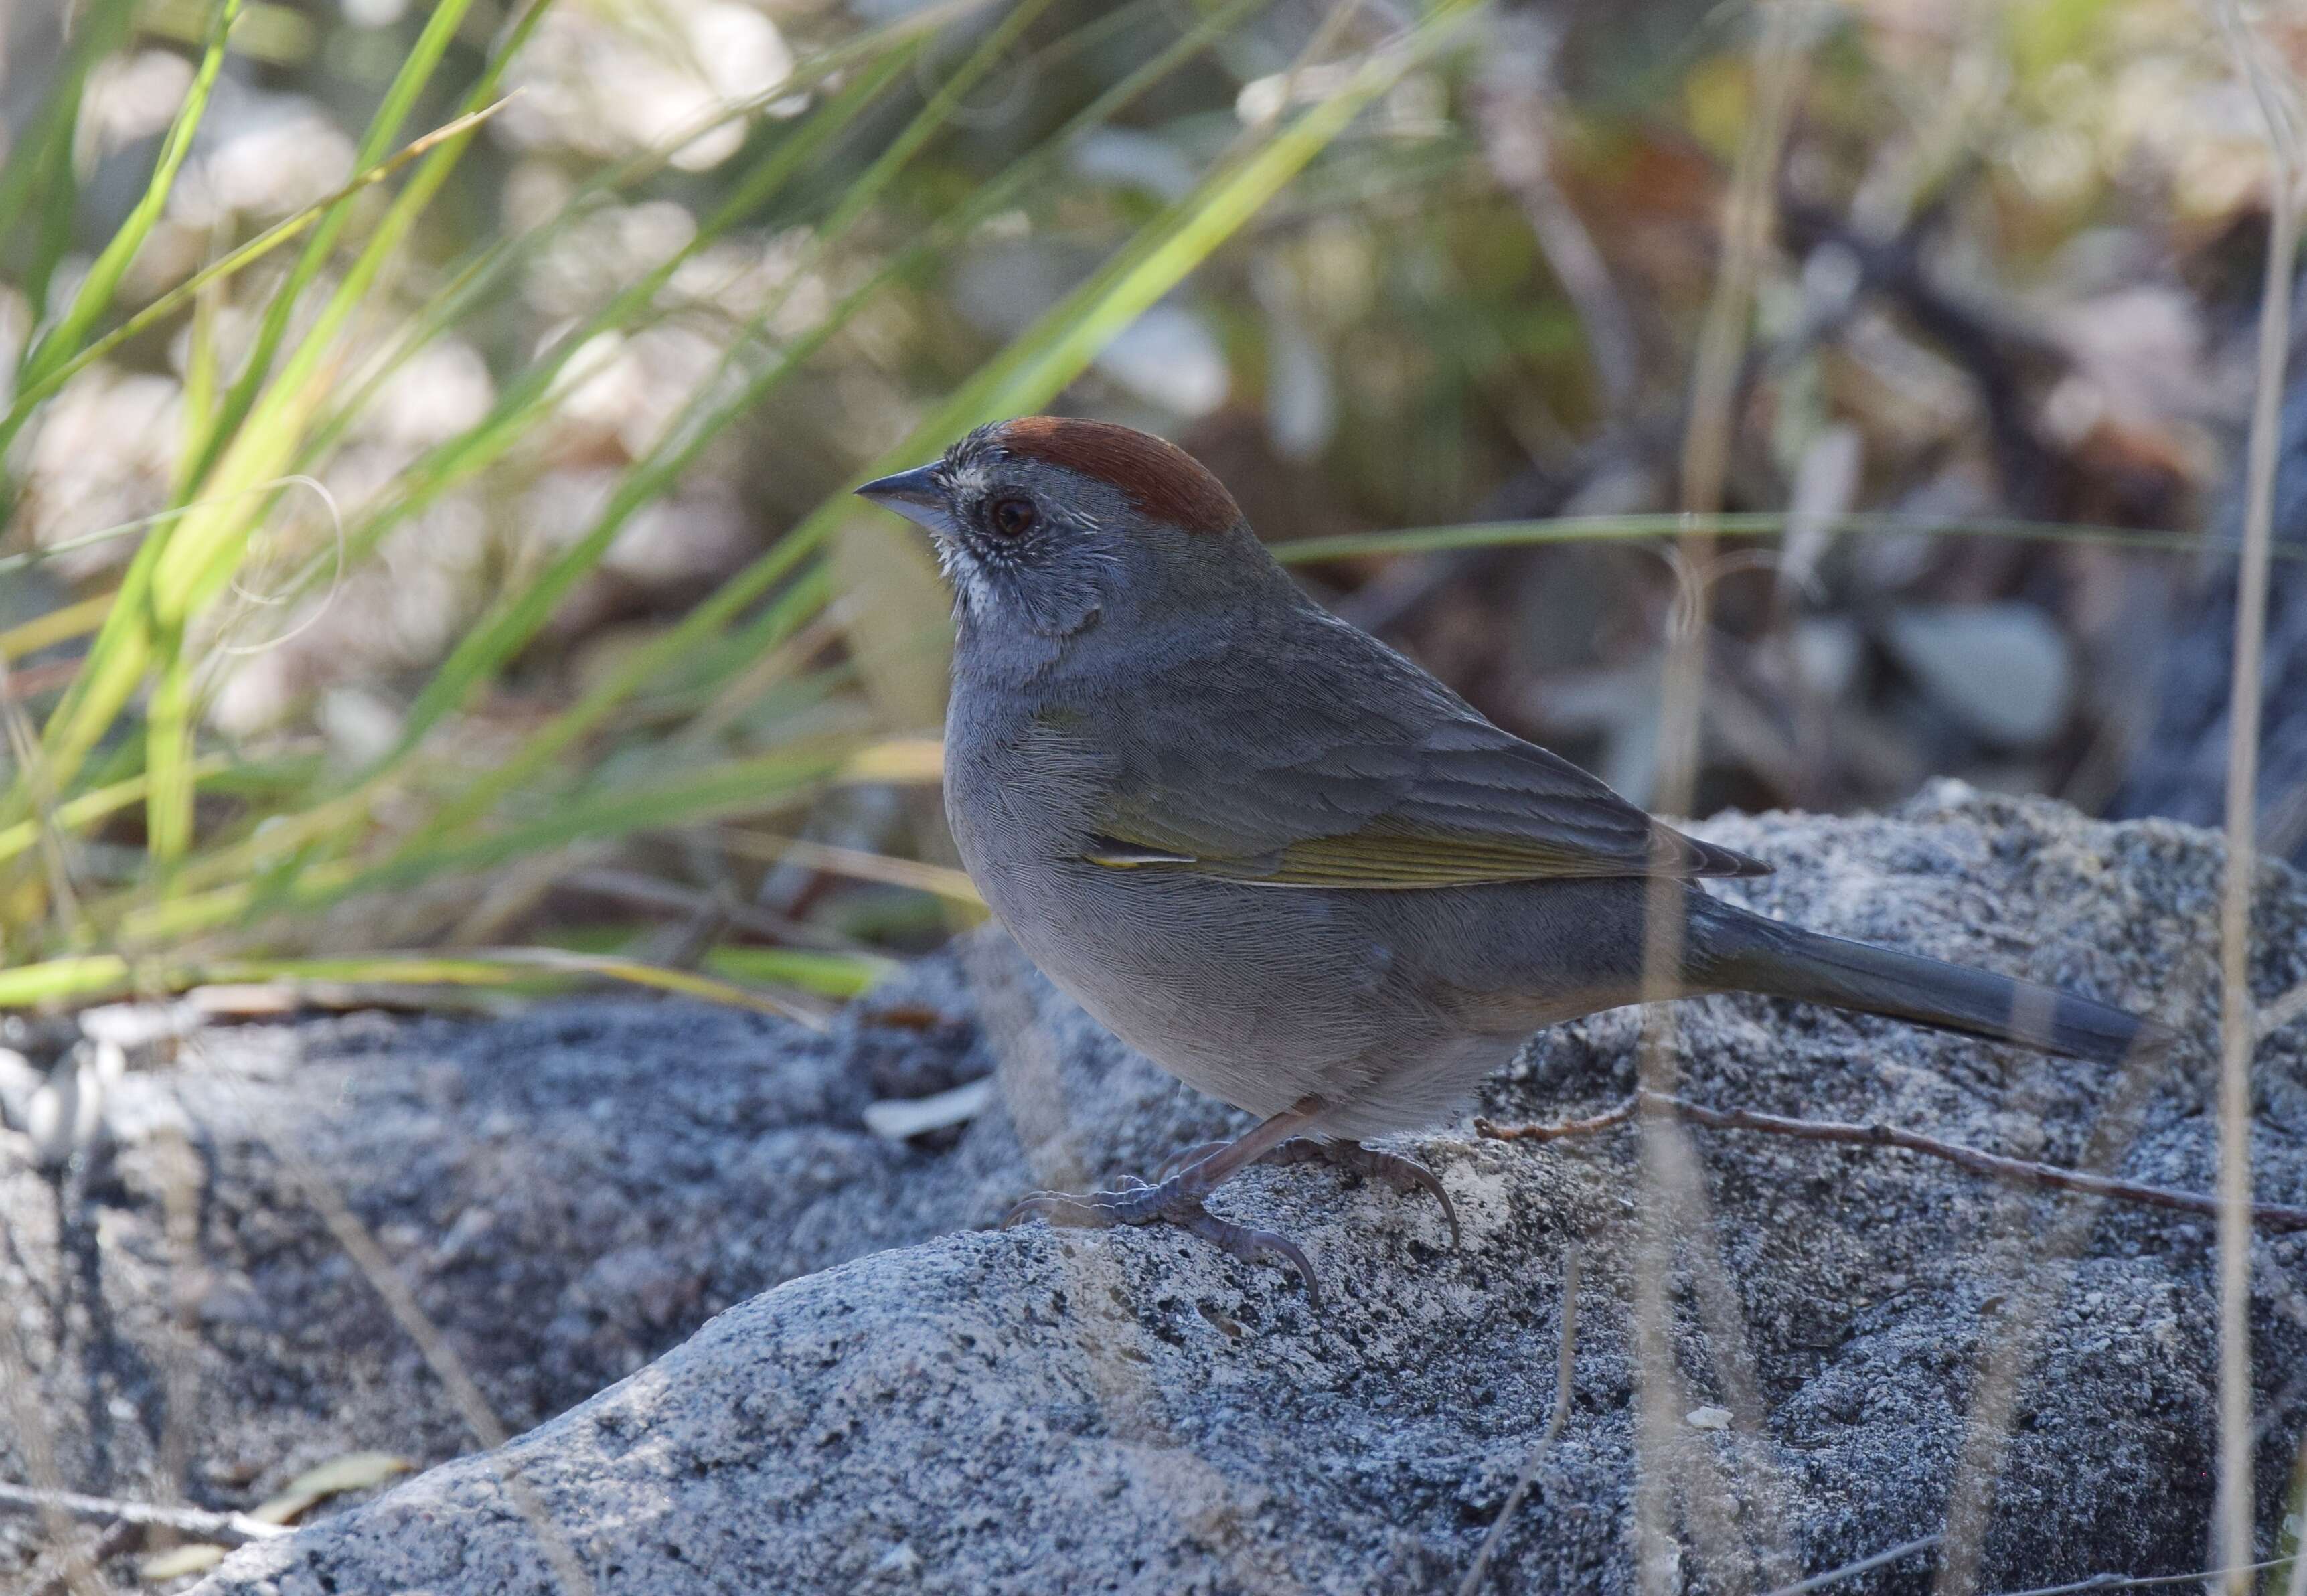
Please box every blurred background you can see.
[0,0,2301,1015]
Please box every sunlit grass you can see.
[0,0,1473,1013]
[0,0,2242,1025]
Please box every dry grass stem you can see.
[0,650,84,941]
[1632,1,1812,1579]
[958,940,1299,1595]
[1757,1532,1945,1596]
[1678,0,1808,524]
[1458,1241,1581,1595]
[2257,979,2307,1042]
[23,1522,137,1596]
[713,830,984,906]
[0,1299,106,1596]
[2210,2,2303,1581]
[1982,1554,2295,1595]
[1474,16,1638,414]
[188,1040,599,1596]
[564,865,870,954]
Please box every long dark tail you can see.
[1686,897,2159,1065]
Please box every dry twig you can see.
[0,1482,288,1546]
[1477,1090,2307,1232]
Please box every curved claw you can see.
[1000,1191,1073,1230]
[1174,1207,1323,1311]
[1351,1148,1463,1252]
[1260,1139,1462,1251]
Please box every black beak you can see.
[854,462,955,539]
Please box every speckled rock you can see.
[9,789,2306,1594]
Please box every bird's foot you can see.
[1001,1168,1322,1308]
[1159,1136,1461,1250]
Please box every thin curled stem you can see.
[1478,1090,2307,1233]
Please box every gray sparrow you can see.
[859,418,2154,1303]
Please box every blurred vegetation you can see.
[0,0,2288,1015]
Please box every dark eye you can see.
[989,497,1038,538]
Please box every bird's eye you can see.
[989,497,1038,539]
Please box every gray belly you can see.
[986,856,1417,1115]
[943,720,1658,1137]
[956,815,1658,1135]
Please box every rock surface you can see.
[5,788,2307,1593]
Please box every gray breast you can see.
[945,726,1449,1119]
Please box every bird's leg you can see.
[1158,1136,1460,1250]
[1150,1140,1231,1181]
[1002,1097,1329,1305]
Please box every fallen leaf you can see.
[248,1450,412,1525]
[862,1076,996,1142]
[140,1544,227,1580]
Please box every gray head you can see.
[855,418,1283,644]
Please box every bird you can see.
[856,416,2158,1305]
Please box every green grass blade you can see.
[0,99,517,453]
[0,0,137,325]
[663,559,840,730]
[19,9,541,820]
[195,0,974,503]
[13,0,1453,973]
[338,50,913,610]
[294,3,992,518]
[815,0,1063,243]
[109,740,847,945]
[364,744,852,892]
[0,949,823,1018]
[15,0,244,398]
[376,0,1058,778]
[444,947,828,1021]
[20,0,1247,866]
[970,5,1481,422]
[177,0,519,493]
[0,755,230,870]
[403,0,1292,835]
[0,593,114,662]
[143,630,195,860]
[704,945,896,1000]
[0,955,139,1008]
[177,255,224,496]
[182,0,1263,818]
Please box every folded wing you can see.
[1085,615,1767,889]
